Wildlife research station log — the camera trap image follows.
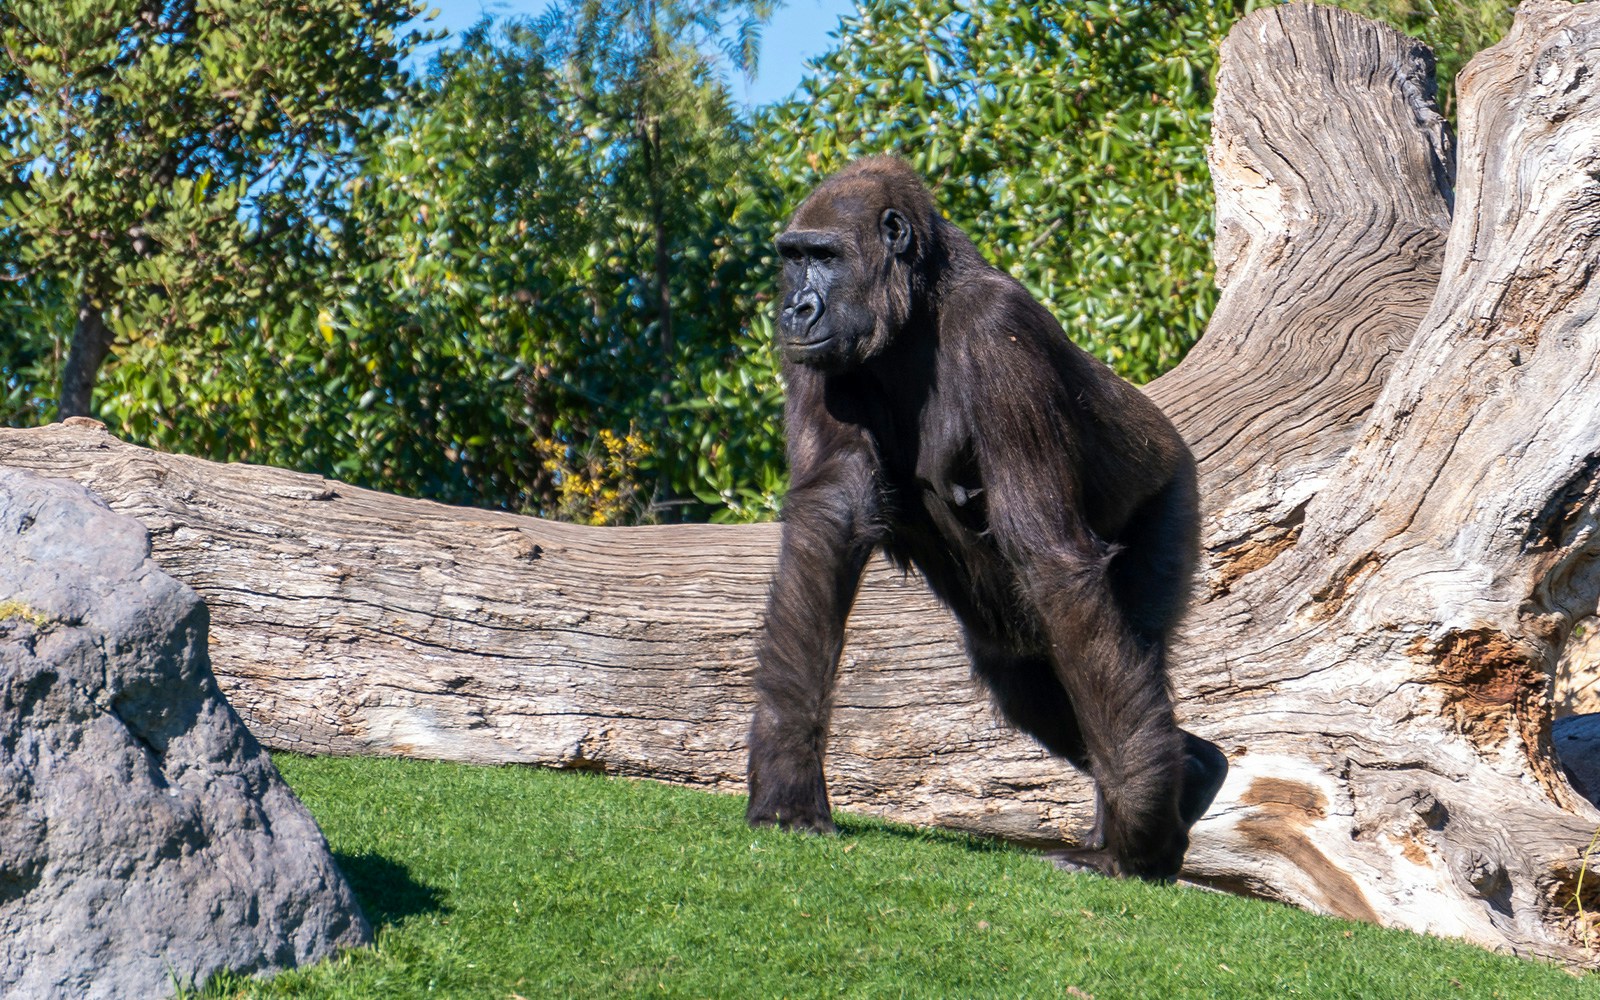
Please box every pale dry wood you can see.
[3,0,1600,965]
[0,421,1092,847]
[1161,0,1600,962]
[1146,2,1455,595]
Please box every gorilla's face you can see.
[775,183,914,370]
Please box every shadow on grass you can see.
[335,852,446,930]
[832,816,1028,855]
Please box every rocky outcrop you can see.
[0,469,369,998]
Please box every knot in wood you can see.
[1460,849,1509,896]
[1405,789,1447,829]
[1530,39,1594,124]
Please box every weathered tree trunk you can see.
[1148,0,1600,958]
[4,0,1600,963]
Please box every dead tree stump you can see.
[1148,0,1600,958]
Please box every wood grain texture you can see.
[3,0,1600,964]
[1163,0,1600,963]
[0,421,1098,847]
[1147,2,1455,579]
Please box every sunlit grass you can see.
[197,754,1592,998]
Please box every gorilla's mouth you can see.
[782,333,836,356]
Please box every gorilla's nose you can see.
[781,289,824,339]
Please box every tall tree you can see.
[116,17,785,523]
[331,17,783,521]
[541,0,777,362]
[0,0,428,418]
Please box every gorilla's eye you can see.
[780,246,804,263]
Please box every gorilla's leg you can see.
[992,542,1197,880]
[1044,635,1226,880]
[968,636,1090,762]
[1106,467,1199,642]
[1105,472,1229,847]
[747,458,879,834]
[969,630,1226,860]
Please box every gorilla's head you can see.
[774,157,943,369]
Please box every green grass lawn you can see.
[198,754,1593,999]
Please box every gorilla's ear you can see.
[879,209,912,256]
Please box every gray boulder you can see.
[0,469,370,998]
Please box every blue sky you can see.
[409,0,858,107]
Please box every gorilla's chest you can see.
[880,458,1028,641]
[866,410,982,530]
[846,373,1010,582]
[869,410,1019,604]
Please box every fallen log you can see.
[3,0,1599,964]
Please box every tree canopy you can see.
[0,0,428,417]
[0,0,1522,524]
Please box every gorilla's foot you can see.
[745,783,837,834]
[1179,731,1229,830]
[1045,837,1186,883]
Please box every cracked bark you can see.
[3,0,1600,963]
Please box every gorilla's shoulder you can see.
[939,269,1066,349]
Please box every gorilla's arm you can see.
[745,369,885,832]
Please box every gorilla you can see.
[745,156,1227,881]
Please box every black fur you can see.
[747,157,1227,880]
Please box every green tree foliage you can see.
[73,22,607,506]
[0,0,428,419]
[541,0,777,357]
[345,18,786,521]
[67,18,784,523]
[3,0,1522,526]
[762,0,1259,383]
[336,18,785,520]
[0,264,67,425]
[532,0,787,521]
